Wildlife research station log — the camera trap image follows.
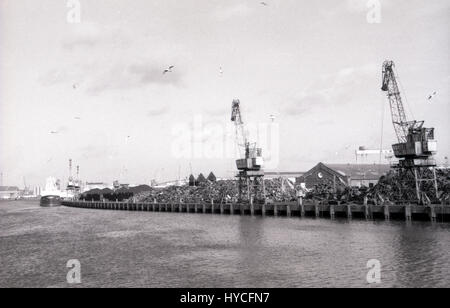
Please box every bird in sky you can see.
[72,83,79,89]
[428,91,437,101]
[50,131,58,134]
[260,2,268,6]
[163,66,174,74]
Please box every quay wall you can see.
[62,200,450,222]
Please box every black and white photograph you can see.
[0,0,449,293]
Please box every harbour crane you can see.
[231,99,265,203]
[381,60,438,203]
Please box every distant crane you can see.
[381,60,438,203]
[231,99,265,203]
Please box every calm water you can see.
[1,200,449,288]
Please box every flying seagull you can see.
[72,83,79,89]
[163,66,174,74]
[50,131,58,134]
[428,91,437,101]
[260,2,268,6]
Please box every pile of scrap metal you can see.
[135,177,306,204]
[366,169,450,205]
[135,180,239,204]
[264,178,298,202]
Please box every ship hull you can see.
[40,195,61,207]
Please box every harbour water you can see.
[1,200,450,288]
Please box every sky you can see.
[0,0,449,187]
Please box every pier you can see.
[62,200,450,222]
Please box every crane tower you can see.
[231,99,266,203]
[381,60,438,204]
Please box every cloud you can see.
[147,105,170,117]
[214,3,254,21]
[282,64,377,115]
[87,62,183,94]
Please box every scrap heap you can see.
[367,169,450,205]
[135,178,300,204]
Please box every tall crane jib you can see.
[381,60,439,203]
[231,99,264,172]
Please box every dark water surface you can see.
[1,200,449,288]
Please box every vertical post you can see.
[346,204,352,219]
[187,203,190,213]
[314,201,320,218]
[432,167,439,199]
[430,205,436,222]
[274,204,278,217]
[330,204,335,219]
[153,200,156,212]
[220,203,224,215]
[211,200,215,214]
[384,203,390,221]
[286,204,291,217]
[203,203,206,214]
[365,204,370,220]
[299,197,305,218]
[230,203,234,215]
[405,204,412,221]
[261,203,266,217]
[250,202,254,216]
[414,168,421,203]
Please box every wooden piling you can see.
[430,205,436,222]
[286,204,291,217]
[274,204,278,217]
[405,205,412,221]
[346,204,352,219]
[330,204,335,219]
[364,205,371,220]
[384,204,390,221]
[314,201,320,218]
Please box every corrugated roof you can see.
[0,186,20,192]
[324,164,391,180]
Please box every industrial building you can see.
[0,186,21,200]
[297,163,391,189]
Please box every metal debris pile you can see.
[264,178,298,202]
[366,169,450,204]
[135,178,302,204]
[135,180,239,204]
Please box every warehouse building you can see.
[297,163,391,189]
[0,186,21,200]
